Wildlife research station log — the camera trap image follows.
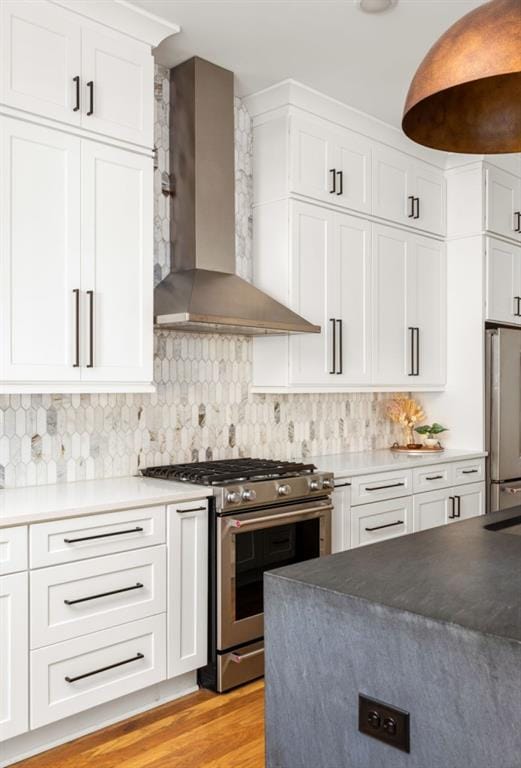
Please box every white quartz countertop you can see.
[0,476,212,528]
[309,448,487,479]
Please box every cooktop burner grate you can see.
[141,458,317,486]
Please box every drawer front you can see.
[30,506,166,568]
[0,526,27,575]
[30,614,166,729]
[351,470,412,506]
[412,463,452,493]
[352,498,412,548]
[451,459,485,487]
[31,546,166,648]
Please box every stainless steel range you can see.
[142,459,333,692]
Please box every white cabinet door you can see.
[485,165,521,242]
[451,482,486,522]
[0,117,81,384]
[371,224,411,385]
[289,202,336,385]
[372,145,411,226]
[331,481,351,553]
[1,0,81,125]
[289,115,337,204]
[333,213,373,384]
[413,488,451,531]
[412,160,446,236]
[81,26,154,147]
[81,140,153,383]
[332,126,372,214]
[486,237,521,325]
[167,500,208,678]
[0,572,28,741]
[408,235,446,386]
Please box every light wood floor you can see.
[14,681,265,768]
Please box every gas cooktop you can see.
[141,458,317,486]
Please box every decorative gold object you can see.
[386,397,425,448]
[403,0,521,153]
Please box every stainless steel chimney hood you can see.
[154,57,320,336]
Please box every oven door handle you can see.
[226,502,332,530]
[230,647,264,664]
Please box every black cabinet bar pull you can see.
[64,527,144,544]
[426,475,443,480]
[334,482,351,488]
[87,290,94,367]
[365,520,403,532]
[366,482,405,492]
[336,170,343,196]
[86,80,94,116]
[329,318,336,374]
[408,327,414,375]
[514,297,521,317]
[448,496,456,519]
[461,469,478,475]
[415,327,420,375]
[336,319,343,374]
[72,289,80,368]
[64,583,144,606]
[329,169,336,194]
[177,506,207,513]
[414,197,420,219]
[407,195,415,218]
[455,495,461,518]
[65,652,144,683]
[73,75,80,112]
[408,327,420,376]
[514,211,521,232]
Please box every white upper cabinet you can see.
[0,117,81,383]
[372,145,445,235]
[1,116,154,391]
[0,0,154,147]
[372,224,446,387]
[0,0,81,125]
[81,26,153,147]
[289,115,372,214]
[486,237,521,325]
[485,165,521,242]
[81,141,153,383]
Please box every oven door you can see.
[217,498,332,651]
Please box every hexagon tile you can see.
[0,65,405,489]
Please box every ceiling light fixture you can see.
[358,0,397,13]
[403,0,521,154]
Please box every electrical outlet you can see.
[359,694,410,753]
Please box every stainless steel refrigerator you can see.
[486,327,521,511]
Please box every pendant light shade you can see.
[402,0,521,154]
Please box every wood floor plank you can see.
[13,682,265,768]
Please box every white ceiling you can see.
[131,0,483,127]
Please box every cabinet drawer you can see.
[30,614,166,729]
[412,464,452,493]
[452,459,485,486]
[30,506,166,568]
[30,546,166,649]
[351,470,412,506]
[0,526,27,575]
[352,498,412,548]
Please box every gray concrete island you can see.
[264,509,521,768]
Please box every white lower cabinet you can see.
[351,497,413,548]
[331,481,351,553]
[30,546,166,648]
[0,572,29,741]
[167,501,208,678]
[413,482,486,531]
[30,614,166,729]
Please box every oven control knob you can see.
[322,478,332,489]
[309,479,322,491]
[241,489,257,502]
[278,483,291,496]
[226,491,241,504]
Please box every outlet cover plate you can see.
[359,694,410,753]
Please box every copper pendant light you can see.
[402,0,521,154]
